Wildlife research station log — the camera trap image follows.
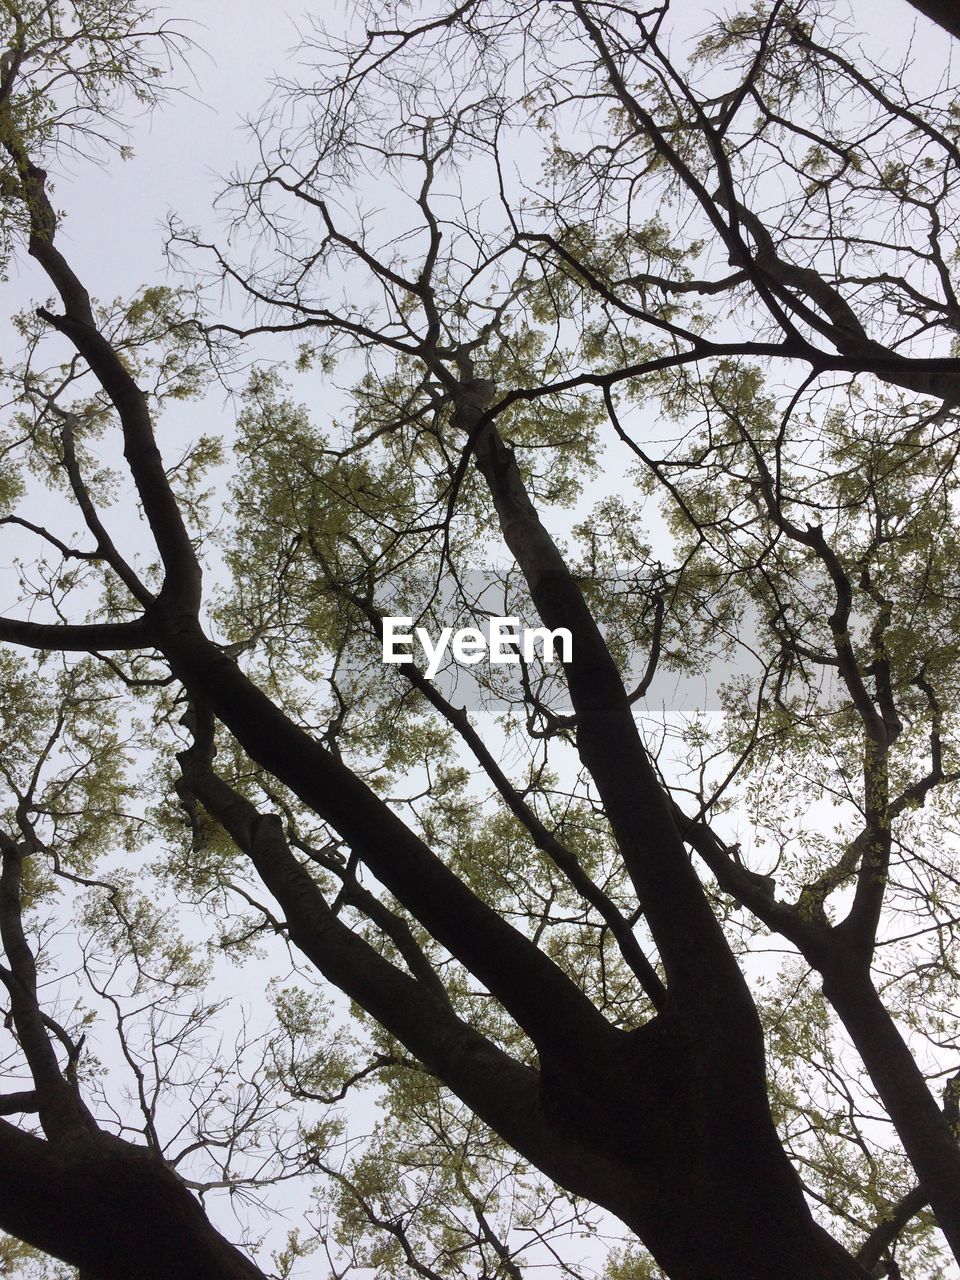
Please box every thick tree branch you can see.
[855,1185,928,1271]
[0,109,202,611]
[0,833,264,1280]
[0,1089,37,1115]
[905,0,960,40]
[175,750,639,1218]
[322,574,666,1010]
[0,834,98,1145]
[296,837,452,1007]
[0,614,155,652]
[0,1117,266,1280]
[461,373,759,1034]
[156,636,614,1070]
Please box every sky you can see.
[15,0,941,289]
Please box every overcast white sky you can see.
[7,0,947,320]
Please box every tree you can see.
[0,0,959,1277]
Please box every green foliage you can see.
[0,1,185,270]
[602,1244,664,1280]
[0,1234,74,1278]
[0,650,139,874]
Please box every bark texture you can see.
[906,0,960,40]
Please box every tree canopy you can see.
[1,1,960,1278]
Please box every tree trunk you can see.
[0,1124,265,1280]
[822,951,960,1260]
[179,750,873,1280]
[905,0,960,41]
[535,1017,873,1280]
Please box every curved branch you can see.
[159,639,615,1070]
[175,750,636,1217]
